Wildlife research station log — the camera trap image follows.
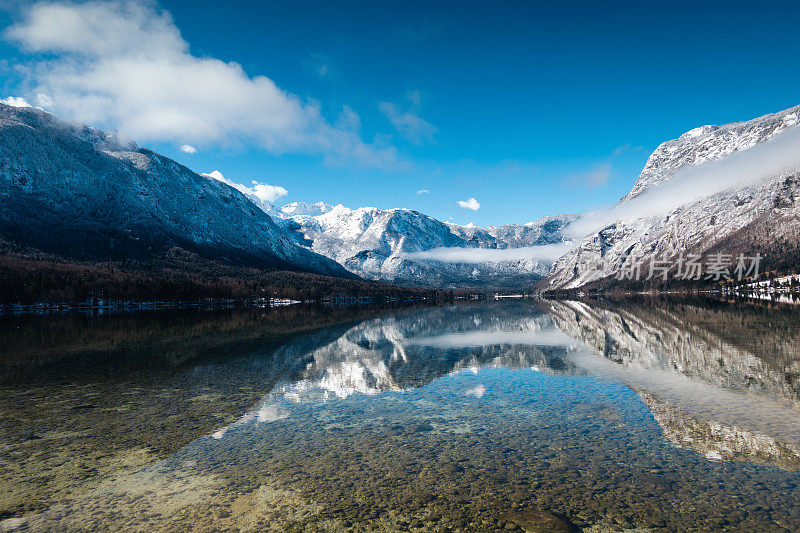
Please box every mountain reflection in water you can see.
[2,299,800,531]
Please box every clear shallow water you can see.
[2,299,800,531]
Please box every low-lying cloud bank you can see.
[405,329,577,348]
[404,123,800,266]
[565,123,800,238]
[400,242,573,264]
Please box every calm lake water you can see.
[2,298,800,532]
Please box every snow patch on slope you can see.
[251,201,576,288]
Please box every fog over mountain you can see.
[256,201,576,288]
[545,105,800,291]
[251,105,800,292]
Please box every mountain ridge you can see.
[544,104,800,292]
[259,201,576,288]
[0,102,351,279]
[3,101,798,298]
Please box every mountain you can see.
[0,103,351,279]
[209,298,800,469]
[545,297,800,468]
[16,100,796,296]
[544,105,800,292]
[210,303,579,441]
[256,201,575,288]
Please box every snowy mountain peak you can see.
[0,103,138,153]
[625,105,800,201]
[0,103,351,278]
[683,124,717,138]
[545,104,800,291]
[280,201,334,217]
[255,197,576,287]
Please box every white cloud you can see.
[380,91,436,145]
[416,189,429,195]
[250,182,288,203]
[1,96,33,107]
[565,125,800,239]
[5,0,400,168]
[400,242,573,264]
[36,92,53,107]
[201,170,288,204]
[563,163,611,189]
[457,197,480,210]
[464,385,486,398]
[180,144,197,154]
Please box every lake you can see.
[2,298,800,531]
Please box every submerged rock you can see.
[507,510,578,533]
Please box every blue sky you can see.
[1,0,798,226]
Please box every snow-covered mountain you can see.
[208,299,800,469]
[545,298,800,467]
[12,100,794,294]
[545,105,800,291]
[209,303,579,439]
[234,105,800,291]
[255,201,575,288]
[0,103,350,278]
[0,102,575,290]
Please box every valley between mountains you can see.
[1,102,798,303]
